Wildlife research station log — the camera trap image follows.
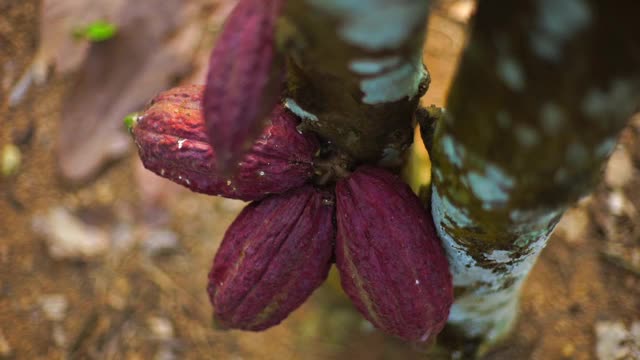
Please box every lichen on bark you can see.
[431,0,640,354]
[280,0,432,166]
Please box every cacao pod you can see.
[335,166,453,342]
[130,85,318,201]
[203,0,286,170]
[207,185,334,331]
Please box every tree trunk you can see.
[281,0,431,166]
[430,0,640,355]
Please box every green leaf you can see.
[123,112,140,133]
[74,21,118,42]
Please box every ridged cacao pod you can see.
[207,185,334,331]
[203,0,286,170]
[130,85,318,201]
[335,166,453,342]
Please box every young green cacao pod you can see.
[207,185,334,331]
[335,166,453,342]
[130,85,318,201]
[203,0,286,171]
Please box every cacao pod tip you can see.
[203,0,284,171]
[124,112,140,133]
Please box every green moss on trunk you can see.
[431,0,640,354]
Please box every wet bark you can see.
[280,0,431,167]
[430,0,640,355]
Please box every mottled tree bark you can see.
[430,0,640,354]
[281,0,431,167]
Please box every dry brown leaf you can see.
[605,146,634,189]
[38,0,127,78]
[8,0,127,106]
[56,0,206,183]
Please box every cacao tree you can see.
[428,0,639,355]
[128,0,640,357]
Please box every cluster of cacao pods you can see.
[128,0,453,344]
[130,84,453,342]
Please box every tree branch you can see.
[281,0,431,166]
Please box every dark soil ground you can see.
[1,1,639,359]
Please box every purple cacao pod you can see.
[203,0,286,170]
[130,85,318,201]
[207,185,334,331]
[335,166,453,342]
